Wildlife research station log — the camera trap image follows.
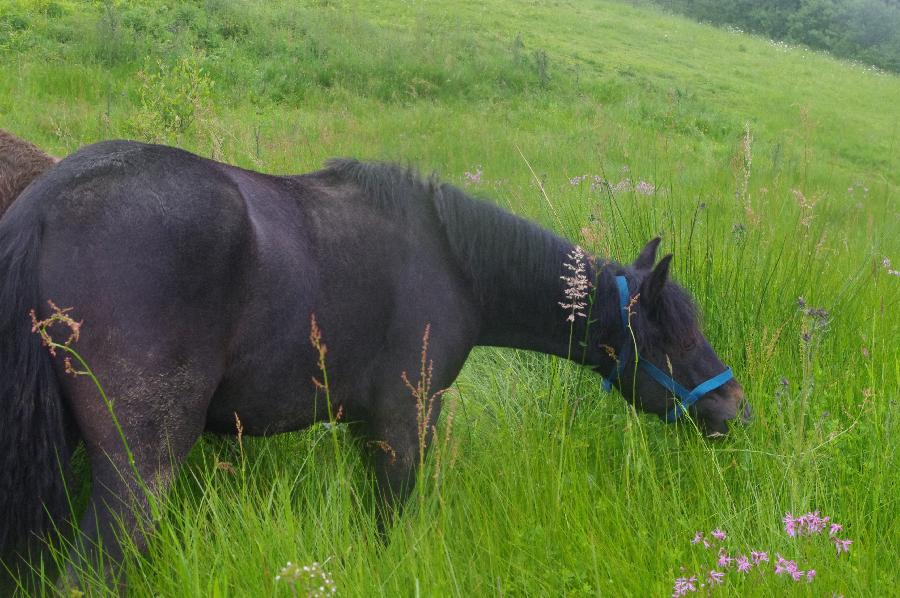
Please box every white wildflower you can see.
[275,559,337,596]
[559,246,591,322]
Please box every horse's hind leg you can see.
[60,359,218,589]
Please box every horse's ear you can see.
[634,237,662,270]
[640,254,672,306]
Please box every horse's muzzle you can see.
[738,400,752,425]
[702,384,750,438]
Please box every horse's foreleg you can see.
[360,373,450,529]
[358,326,472,532]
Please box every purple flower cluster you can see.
[676,530,743,596]
[783,512,852,555]
[783,511,829,536]
[713,547,770,576]
[690,531,709,548]
[774,555,815,582]
[672,513,852,596]
[690,529,727,549]
[750,551,769,565]
[672,576,697,597]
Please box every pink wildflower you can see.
[691,531,704,545]
[751,551,769,564]
[806,569,816,582]
[716,549,732,568]
[783,513,797,537]
[829,523,843,536]
[797,511,829,535]
[774,555,799,577]
[711,529,727,541]
[773,557,787,575]
[735,555,751,573]
[707,570,725,586]
[672,576,698,597]
[834,538,852,555]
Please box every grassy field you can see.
[1,0,899,595]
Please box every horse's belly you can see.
[204,374,322,436]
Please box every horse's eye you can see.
[680,336,698,353]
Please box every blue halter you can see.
[600,276,734,423]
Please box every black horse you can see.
[0,141,747,580]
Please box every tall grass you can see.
[1,0,897,595]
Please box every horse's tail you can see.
[0,211,72,555]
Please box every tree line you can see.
[647,0,900,72]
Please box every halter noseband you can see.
[600,276,733,423]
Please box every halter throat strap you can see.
[600,275,733,423]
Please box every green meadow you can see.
[1,0,898,595]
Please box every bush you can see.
[130,53,214,142]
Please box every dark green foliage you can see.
[648,0,900,72]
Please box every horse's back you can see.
[19,141,245,229]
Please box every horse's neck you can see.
[436,201,580,357]
[480,255,611,360]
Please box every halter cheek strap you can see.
[600,275,734,423]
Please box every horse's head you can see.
[591,238,749,437]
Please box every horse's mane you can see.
[323,158,572,310]
[659,280,699,337]
[322,159,701,342]
[322,158,428,217]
